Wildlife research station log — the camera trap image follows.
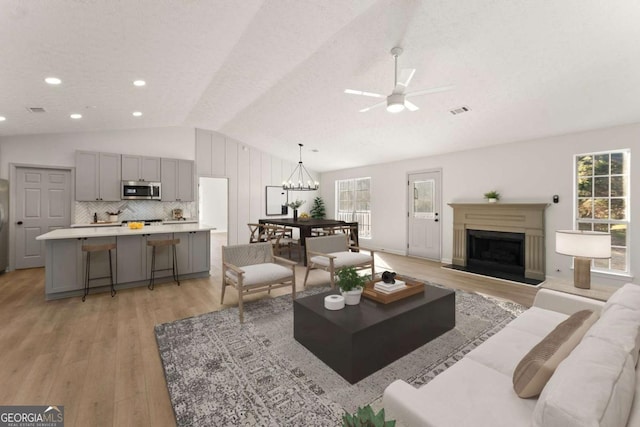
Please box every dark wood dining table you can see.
[258,218,358,265]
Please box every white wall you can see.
[199,177,228,231]
[0,126,195,179]
[195,128,319,245]
[320,122,640,286]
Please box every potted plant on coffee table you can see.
[337,266,369,305]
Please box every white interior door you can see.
[15,167,72,269]
[408,170,441,260]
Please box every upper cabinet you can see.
[161,158,195,202]
[121,155,161,182]
[76,151,122,201]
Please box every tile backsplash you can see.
[75,200,197,224]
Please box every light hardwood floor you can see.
[0,241,537,427]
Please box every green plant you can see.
[336,267,369,292]
[483,190,500,200]
[342,405,396,427]
[310,196,326,219]
[286,199,306,209]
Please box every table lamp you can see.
[555,230,611,289]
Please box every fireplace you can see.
[467,229,525,277]
[448,203,549,283]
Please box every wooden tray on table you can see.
[362,275,425,304]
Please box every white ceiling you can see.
[2,0,640,172]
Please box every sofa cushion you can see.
[585,302,640,365]
[465,326,543,377]
[512,310,598,398]
[309,251,372,268]
[386,358,538,427]
[604,283,640,313]
[532,336,636,427]
[506,306,569,338]
[225,263,292,286]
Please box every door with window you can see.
[408,170,441,260]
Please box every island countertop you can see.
[36,222,216,240]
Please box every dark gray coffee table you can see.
[293,282,455,383]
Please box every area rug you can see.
[155,285,525,426]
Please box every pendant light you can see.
[283,144,318,191]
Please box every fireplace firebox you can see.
[467,229,525,277]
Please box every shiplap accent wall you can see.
[195,128,319,245]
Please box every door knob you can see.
[434,219,439,222]
[16,221,23,225]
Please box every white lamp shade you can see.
[555,230,611,259]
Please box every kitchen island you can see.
[37,223,214,300]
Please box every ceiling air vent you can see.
[26,107,47,113]
[450,106,470,115]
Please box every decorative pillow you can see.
[512,309,598,398]
[532,336,635,427]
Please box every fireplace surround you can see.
[449,203,549,281]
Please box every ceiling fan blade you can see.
[344,89,385,98]
[405,100,419,111]
[405,85,454,98]
[359,101,386,113]
[395,68,416,91]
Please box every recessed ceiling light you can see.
[132,111,142,117]
[0,116,6,122]
[70,113,82,119]
[45,77,62,85]
[133,80,146,87]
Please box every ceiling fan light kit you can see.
[345,46,453,114]
[386,93,405,113]
[282,143,319,191]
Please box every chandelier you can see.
[283,143,318,191]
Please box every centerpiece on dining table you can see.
[286,199,306,221]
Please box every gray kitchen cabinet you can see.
[75,151,122,201]
[117,233,174,284]
[116,234,147,283]
[46,236,116,293]
[122,155,161,182]
[175,230,210,274]
[46,239,81,293]
[161,158,195,201]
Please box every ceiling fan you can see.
[344,47,453,113]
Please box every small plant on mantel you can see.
[483,190,500,202]
[342,405,396,427]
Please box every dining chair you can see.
[248,223,267,243]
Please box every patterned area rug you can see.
[155,285,525,426]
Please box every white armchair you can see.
[222,242,297,322]
[303,234,375,288]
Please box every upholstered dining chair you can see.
[303,234,375,288]
[222,242,297,322]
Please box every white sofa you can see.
[383,284,640,427]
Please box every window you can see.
[336,177,371,238]
[575,150,630,273]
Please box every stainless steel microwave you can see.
[122,181,161,200]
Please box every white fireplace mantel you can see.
[448,203,550,281]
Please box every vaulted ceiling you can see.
[1,0,639,171]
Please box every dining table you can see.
[258,218,358,265]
